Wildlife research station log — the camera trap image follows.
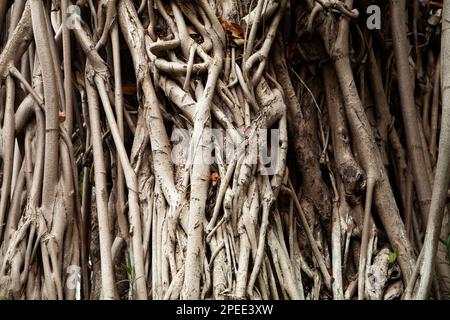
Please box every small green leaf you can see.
[124,252,133,276]
[388,251,398,264]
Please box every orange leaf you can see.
[211,172,219,186]
[219,19,245,39]
[59,112,66,123]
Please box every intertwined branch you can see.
[0,0,448,300]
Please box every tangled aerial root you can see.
[0,0,448,300]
